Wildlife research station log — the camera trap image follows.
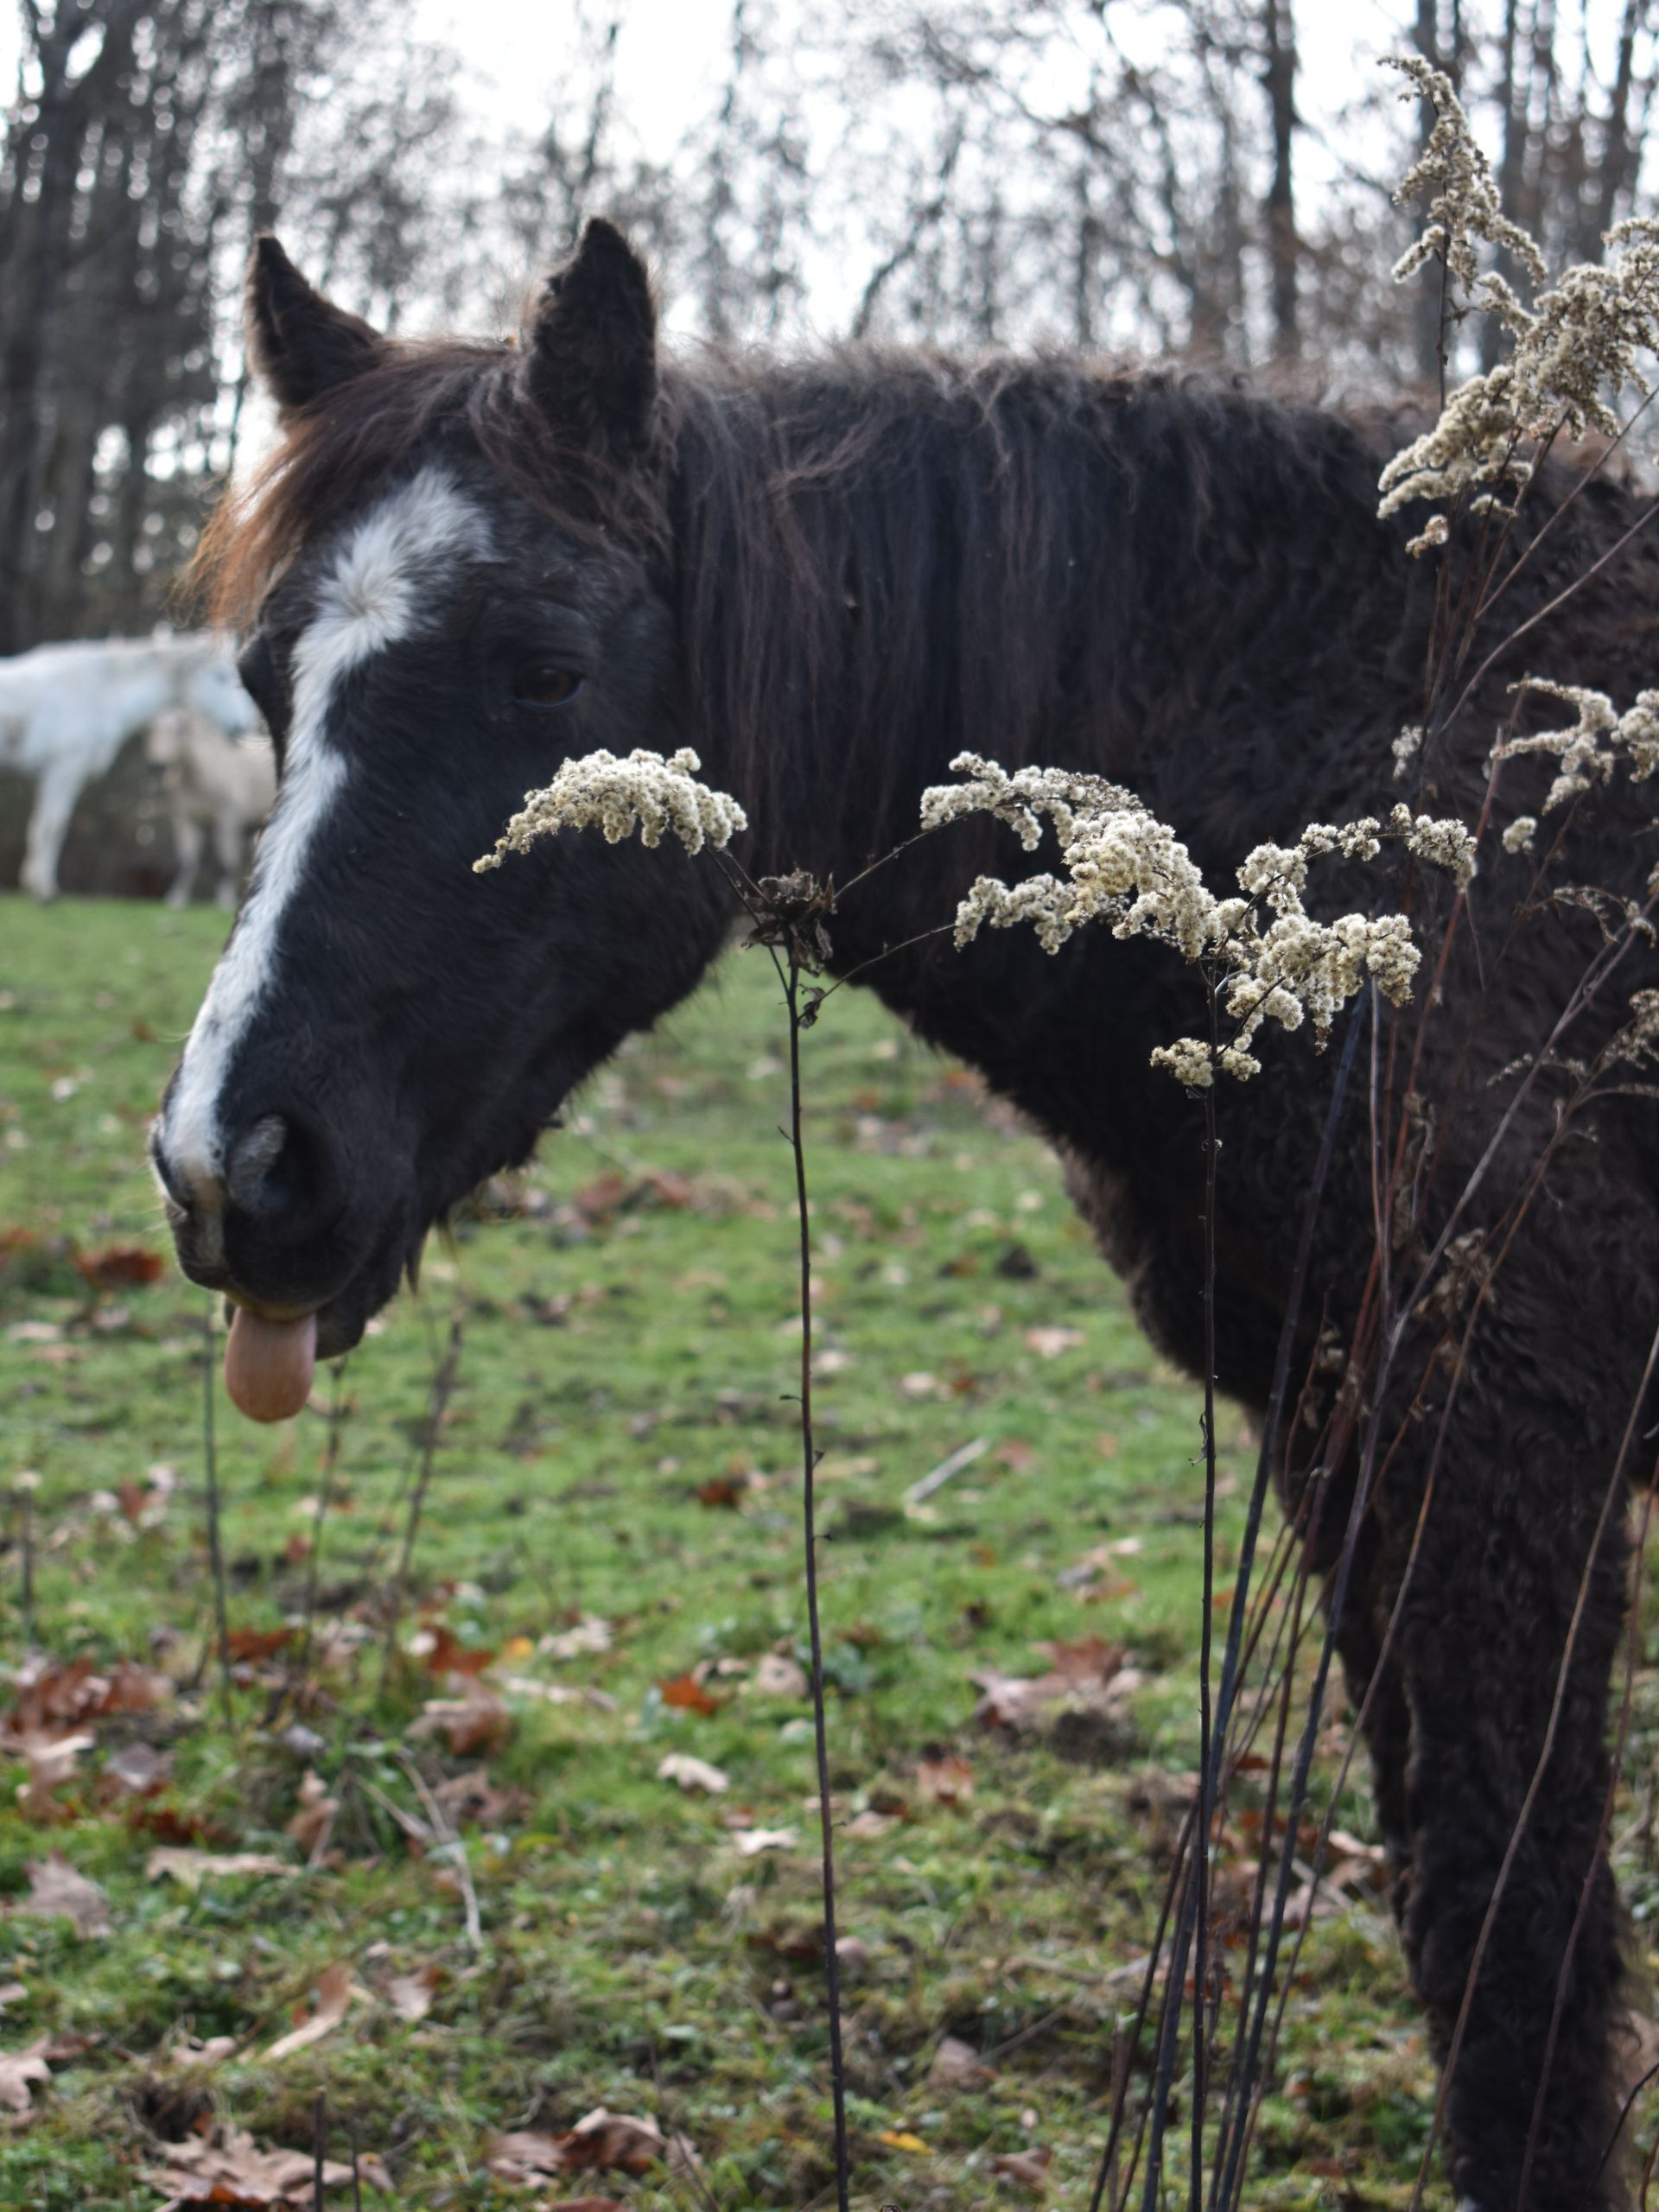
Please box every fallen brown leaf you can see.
[14,1729,94,1822]
[485,2106,686,2182]
[696,1475,747,1509]
[656,1753,728,1794]
[224,1626,292,1663]
[17,1853,110,1937]
[0,2039,51,2117]
[752,1652,808,1700]
[659,1671,721,1716]
[993,2145,1053,2194]
[386,1964,444,2023]
[145,1848,289,1892]
[284,1770,339,1859]
[412,1622,496,1677]
[75,1243,163,1290]
[2,1656,167,1744]
[971,1637,1139,1733]
[431,1765,529,1827]
[144,2121,390,2207]
[101,1741,171,1800]
[261,1961,357,2061]
[930,2034,993,2086]
[410,1686,512,1756]
[917,1752,974,1806]
[540,1615,613,1661]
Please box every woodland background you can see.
[1,0,1656,655]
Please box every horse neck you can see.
[672,362,1419,1014]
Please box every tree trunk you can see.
[1262,0,1298,365]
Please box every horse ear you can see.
[245,234,385,416]
[524,219,658,455]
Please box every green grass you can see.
[0,893,1449,2208]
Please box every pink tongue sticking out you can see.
[224,1307,318,1423]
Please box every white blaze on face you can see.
[162,467,491,1206]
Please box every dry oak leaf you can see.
[0,2039,52,2117]
[1024,1325,1084,1359]
[224,1626,292,1664]
[843,1808,897,1840]
[929,2035,993,2087]
[658,1671,721,1717]
[145,1849,289,1892]
[386,1964,444,2023]
[657,1752,728,1794]
[488,2107,687,2182]
[17,1853,110,1937]
[972,1637,1136,1733]
[102,1740,171,1799]
[284,1770,339,1859]
[917,1753,974,1807]
[752,1652,808,1700]
[539,1615,613,1661]
[732,1826,798,1856]
[494,1674,619,1713]
[993,2145,1054,2195]
[409,1686,512,1756]
[75,1243,163,1290]
[410,1621,496,1677]
[14,1729,95,1822]
[261,1961,360,2062]
[145,2121,390,2209]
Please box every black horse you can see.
[151,220,1659,2209]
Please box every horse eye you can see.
[513,664,584,708]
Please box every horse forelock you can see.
[193,340,666,631]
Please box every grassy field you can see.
[0,893,1459,2209]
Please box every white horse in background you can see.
[144,706,276,910]
[0,632,259,900]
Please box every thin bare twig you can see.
[379,1318,464,1693]
[295,1357,351,1694]
[397,1748,483,1955]
[201,1299,233,1726]
[782,942,852,2212]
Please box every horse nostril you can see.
[226,1115,293,1217]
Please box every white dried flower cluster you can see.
[1392,724,1424,779]
[1379,61,1659,534]
[1385,56,1545,302]
[1390,803,1479,885]
[1495,680,1659,813]
[925,755,1475,1086]
[1503,815,1538,855]
[475,746,747,873]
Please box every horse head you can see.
[180,636,263,741]
[151,224,727,1415]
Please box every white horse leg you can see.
[210,803,243,910]
[166,805,204,909]
[21,760,87,902]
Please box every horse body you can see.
[149,226,1659,2208]
[144,706,276,908]
[0,632,258,899]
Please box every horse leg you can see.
[210,804,242,910]
[1387,1389,1630,2211]
[165,805,203,909]
[21,760,86,901]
